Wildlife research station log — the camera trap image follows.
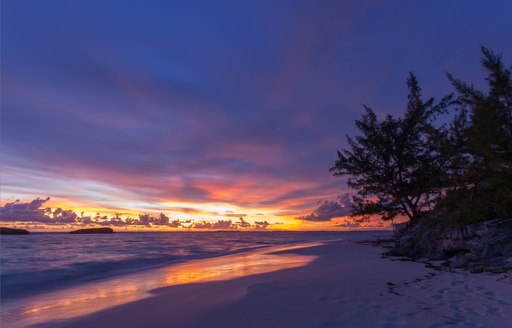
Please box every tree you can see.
[442,47,512,222]
[330,73,452,224]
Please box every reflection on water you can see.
[0,243,319,328]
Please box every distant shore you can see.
[19,234,511,328]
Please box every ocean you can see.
[0,231,386,327]
[0,231,361,299]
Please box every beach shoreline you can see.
[19,234,511,328]
[0,231,357,303]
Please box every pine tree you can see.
[443,47,512,222]
[330,73,452,224]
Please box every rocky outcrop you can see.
[393,218,512,274]
[69,227,114,234]
[0,227,30,235]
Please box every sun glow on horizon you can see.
[0,195,392,232]
[0,157,397,231]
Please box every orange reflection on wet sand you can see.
[162,243,320,285]
[0,243,320,328]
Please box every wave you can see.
[0,245,267,300]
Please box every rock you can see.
[450,252,469,268]
[393,218,512,273]
[0,227,30,235]
[441,227,473,256]
[69,228,114,234]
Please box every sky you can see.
[1,0,511,231]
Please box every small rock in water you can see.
[69,227,114,234]
[0,227,30,235]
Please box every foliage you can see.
[332,48,512,225]
[329,73,452,223]
[441,47,512,223]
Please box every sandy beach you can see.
[16,235,510,328]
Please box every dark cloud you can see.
[0,197,83,224]
[190,217,273,230]
[0,197,52,223]
[0,198,180,228]
[97,214,129,227]
[297,193,352,221]
[138,213,172,226]
[254,221,270,230]
[192,220,235,230]
[169,220,182,228]
[52,208,82,223]
[237,217,251,228]
[0,197,276,230]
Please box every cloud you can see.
[297,193,352,221]
[0,197,58,223]
[237,217,251,228]
[0,197,278,230]
[97,214,128,227]
[0,197,183,228]
[224,212,247,217]
[169,219,182,228]
[138,213,171,226]
[254,220,270,230]
[52,208,80,223]
[192,220,235,230]
[0,197,52,223]
[190,217,274,230]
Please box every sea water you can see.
[0,230,390,327]
[0,231,364,300]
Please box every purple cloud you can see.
[137,213,172,226]
[297,193,352,221]
[254,220,270,230]
[192,220,235,230]
[237,217,251,228]
[0,197,276,230]
[190,217,273,230]
[0,197,52,223]
[0,198,176,228]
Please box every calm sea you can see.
[0,231,374,300]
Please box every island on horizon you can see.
[69,228,115,234]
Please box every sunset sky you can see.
[1,0,511,230]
